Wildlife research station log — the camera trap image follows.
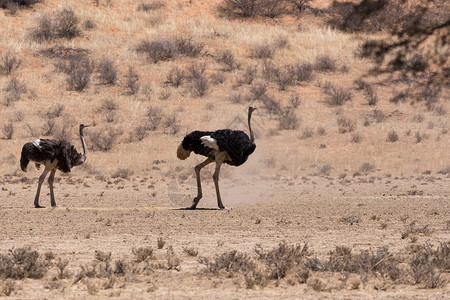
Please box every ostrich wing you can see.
[200,136,219,150]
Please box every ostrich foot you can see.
[219,206,232,210]
[35,205,45,208]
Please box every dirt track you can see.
[1,173,449,299]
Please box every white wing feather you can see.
[200,136,219,150]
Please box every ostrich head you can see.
[248,106,257,114]
[80,124,90,130]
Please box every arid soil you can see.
[0,170,449,299]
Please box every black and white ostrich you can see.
[177,106,257,209]
[20,124,89,208]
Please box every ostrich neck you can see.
[248,110,255,143]
[80,127,87,157]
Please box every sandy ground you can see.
[0,171,449,299]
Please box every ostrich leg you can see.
[213,162,226,209]
[190,157,213,209]
[34,161,57,208]
[34,167,51,208]
[48,169,57,207]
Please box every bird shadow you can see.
[174,207,224,211]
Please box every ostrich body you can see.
[177,107,257,209]
[20,124,89,208]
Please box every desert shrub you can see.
[415,131,429,143]
[190,75,209,97]
[359,162,375,174]
[0,247,50,279]
[337,116,356,133]
[88,127,122,151]
[97,58,117,85]
[262,94,281,115]
[2,121,14,139]
[83,19,96,30]
[165,66,184,88]
[407,53,428,73]
[157,237,165,249]
[175,36,204,57]
[351,132,362,143]
[249,81,268,100]
[3,77,26,105]
[210,71,226,84]
[46,103,65,118]
[132,247,154,262]
[288,0,312,13]
[146,106,163,130]
[288,93,301,108]
[314,55,336,72]
[185,62,206,80]
[228,91,249,104]
[41,118,56,136]
[322,82,352,106]
[363,83,378,106]
[55,8,80,39]
[219,0,289,18]
[205,250,256,275]
[164,114,180,134]
[273,35,289,49]
[158,87,171,100]
[292,62,313,82]
[216,50,240,71]
[136,38,177,63]
[387,130,399,142]
[274,67,295,91]
[261,59,279,80]
[317,126,326,136]
[30,14,55,42]
[138,1,166,11]
[125,66,140,95]
[111,168,134,179]
[0,52,21,75]
[183,246,199,257]
[259,0,289,18]
[133,125,149,141]
[237,65,258,85]
[67,65,92,91]
[301,127,314,139]
[250,43,275,59]
[279,107,300,130]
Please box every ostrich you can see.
[20,124,89,208]
[177,106,257,209]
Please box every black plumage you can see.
[20,139,79,173]
[177,106,257,209]
[19,124,89,208]
[181,129,256,166]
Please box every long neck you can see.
[248,110,255,143]
[80,126,87,157]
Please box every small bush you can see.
[288,93,301,108]
[262,94,281,115]
[30,14,55,42]
[0,52,21,75]
[146,106,163,130]
[0,247,50,279]
[337,117,356,133]
[83,20,96,30]
[250,44,275,59]
[138,1,166,11]
[175,36,204,57]
[292,62,313,82]
[317,127,326,136]
[157,237,165,249]
[165,66,184,88]
[190,75,209,97]
[183,246,198,257]
[2,121,14,139]
[136,39,177,63]
[55,8,80,39]
[4,77,26,105]
[322,82,352,106]
[88,127,122,151]
[237,65,258,85]
[314,55,336,72]
[387,130,399,142]
[67,66,93,91]
[274,67,295,90]
[407,54,428,73]
[210,72,226,84]
[164,114,180,134]
[363,83,378,106]
[216,50,240,71]
[249,81,268,100]
[279,107,300,130]
[351,132,362,143]
[261,59,279,80]
[301,127,314,139]
[46,103,65,118]
[125,66,140,95]
[97,58,117,85]
[185,62,206,80]
[229,92,249,104]
[359,162,375,174]
[132,247,153,262]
